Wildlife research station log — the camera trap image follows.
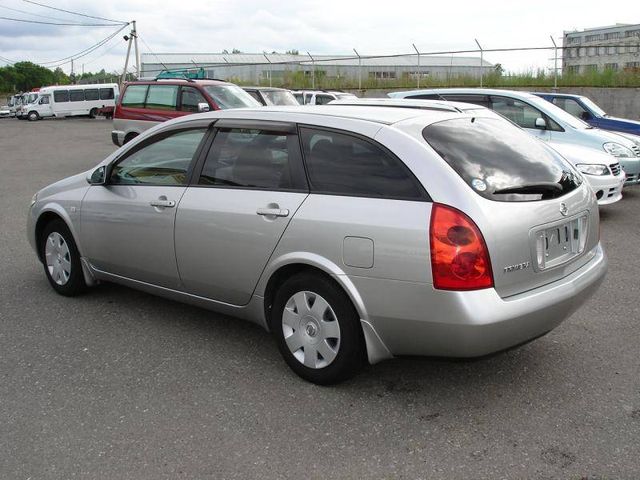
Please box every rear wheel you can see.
[89,108,98,119]
[40,220,87,296]
[270,272,365,384]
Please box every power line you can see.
[137,33,167,70]
[0,3,97,24]
[21,0,127,25]
[82,36,126,67]
[40,24,129,67]
[0,15,121,26]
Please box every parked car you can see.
[331,98,625,205]
[22,83,119,122]
[242,86,299,106]
[0,105,10,118]
[389,88,640,186]
[28,105,607,384]
[533,92,640,137]
[292,90,358,105]
[111,78,260,146]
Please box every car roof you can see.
[242,86,290,92]
[125,79,230,86]
[328,97,488,113]
[168,104,474,128]
[532,92,582,99]
[389,88,540,100]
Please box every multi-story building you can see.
[563,24,640,73]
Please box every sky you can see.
[0,0,638,76]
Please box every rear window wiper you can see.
[493,182,562,197]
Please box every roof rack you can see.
[155,68,227,83]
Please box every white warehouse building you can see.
[140,52,494,84]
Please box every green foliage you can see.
[0,61,70,93]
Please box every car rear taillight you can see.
[429,203,493,290]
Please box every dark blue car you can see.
[534,93,640,136]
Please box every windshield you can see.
[422,117,582,202]
[26,93,38,104]
[580,96,607,117]
[526,95,592,130]
[203,85,261,109]
[7,97,14,106]
[262,90,299,106]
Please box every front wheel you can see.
[270,272,365,384]
[28,111,39,121]
[40,220,87,296]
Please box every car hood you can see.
[548,142,615,167]
[38,171,91,201]
[603,115,640,127]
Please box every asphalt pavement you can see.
[1,117,639,479]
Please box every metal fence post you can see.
[550,35,558,90]
[307,52,315,89]
[353,48,361,90]
[474,39,483,87]
[412,44,420,88]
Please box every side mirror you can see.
[580,111,592,121]
[534,117,547,129]
[197,102,210,113]
[87,166,106,185]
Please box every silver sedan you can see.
[28,105,607,384]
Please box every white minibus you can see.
[24,83,119,121]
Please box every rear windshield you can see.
[422,117,582,202]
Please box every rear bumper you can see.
[350,244,607,359]
[111,130,124,147]
[586,173,624,205]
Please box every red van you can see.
[111,79,260,146]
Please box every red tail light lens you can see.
[429,203,493,290]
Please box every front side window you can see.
[110,129,206,185]
[314,94,334,105]
[299,127,423,199]
[84,89,99,101]
[552,98,590,119]
[490,96,560,130]
[199,129,296,190]
[39,95,50,105]
[180,86,208,112]
[145,85,178,110]
[99,88,115,100]
[121,85,148,107]
[69,90,85,102]
[422,117,581,202]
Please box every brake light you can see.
[429,203,493,290]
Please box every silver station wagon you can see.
[28,105,607,384]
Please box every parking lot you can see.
[1,117,639,479]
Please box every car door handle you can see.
[256,207,289,217]
[149,199,176,208]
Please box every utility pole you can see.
[550,35,558,90]
[132,20,140,79]
[121,29,133,87]
[71,58,74,82]
[474,39,483,87]
[353,48,361,90]
[412,43,420,89]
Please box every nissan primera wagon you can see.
[28,105,607,384]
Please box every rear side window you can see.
[299,127,423,199]
[53,90,69,103]
[69,90,85,102]
[84,89,99,101]
[145,85,178,110]
[121,85,148,107]
[314,94,334,105]
[422,117,582,202]
[199,129,300,190]
[99,88,115,100]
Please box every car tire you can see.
[89,108,98,119]
[270,272,366,384]
[28,111,39,121]
[40,219,87,296]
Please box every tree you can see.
[285,49,299,55]
[232,48,242,54]
[0,61,70,93]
